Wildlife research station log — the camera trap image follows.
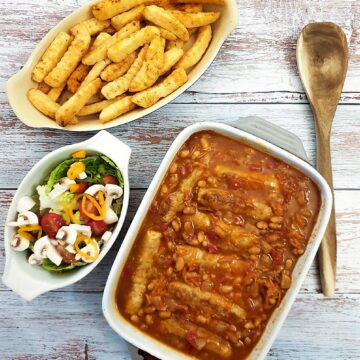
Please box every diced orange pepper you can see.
[72,150,86,159]
[67,162,85,180]
[69,184,80,193]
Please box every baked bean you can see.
[169,162,178,174]
[180,149,190,158]
[184,221,194,235]
[192,150,201,159]
[145,314,154,325]
[249,246,261,255]
[196,314,208,324]
[220,285,233,293]
[130,315,139,323]
[171,219,181,232]
[200,136,210,150]
[269,223,282,229]
[244,322,254,330]
[144,306,156,314]
[183,206,196,214]
[175,257,185,272]
[166,267,173,276]
[198,180,207,187]
[256,221,268,229]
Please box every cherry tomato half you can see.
[102,175,118,185]
[41,213,65,239]
[87,220,108,237]
[79,197,100,221]
[74,182,89,194]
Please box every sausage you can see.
[168,282,247,321]
[125,230,162,314]
[176,245,249,273]
[161,318,232,358]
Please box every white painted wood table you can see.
[1,0,360,359]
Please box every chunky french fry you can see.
[166,38,184,50]
[111,5,145,30]
[102,46,148,99]
[143,5,189,41]
[108,26,160,62]
[91,32,112,49]
[92,0,150,20]
[103,25,117,34]
[79,59,111,90]
[27,88,60,119]
[82,20,140,65]
[37,82,51,94]
[159,48,184,75]
[67,63,91,93]
[45,26,91,87]
[175,4,203,12]
[100,52,136,81]
[172,0,224,4]
[176,25,211,69]
[100,96,136,123]
[129,37,165,92]
[169,10,220,28]
[157,27,177,40]
[132,67,187,108]
[55,78,102,126]
[48,83,66,102]
[78,96,125,116]
[70,18,111,36]
[32,32,73,83]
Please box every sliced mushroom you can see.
[49,178,76,199]
[104,207,118,225]
[85,184,105,196]
[65,244,77,254]
[28,254,43,265]
[104,184,123,207]
[10,234,30,251]
[34,236,63,265]
[69,224,92,237]
[101,231,113,243]
[56,226,77,245]
[16,196,36,213]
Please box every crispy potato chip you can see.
[91,32,112,49]
[102,46,148,99]
[169,10,220,28]
[111,5,145,31]
[37,82,52,94]
[92,0,149,20]
[70,18,111,36]
[129,36,165,92]
[100,52,136,81]
[143,5,189,41]
[100,96,136,123]
[79,59,111,91]
[32,32,73,83]
[27,88,60,119]
[108,25,160,62]
[176,25,211,69]
[175,4,203,12]
[166,38,184,50]
[45,26,91,87]
[55,78,102,126]
[132,67,187,108]
[48,83,66,102]
[67,63,91,93]
[172,0,224,4]
[78,95,125,116]
[82,20,140,65]
[159,48,184,75]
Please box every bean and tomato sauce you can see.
[116,131,320,359]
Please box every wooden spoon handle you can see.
[316,130,337,297]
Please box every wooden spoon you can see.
[296,22,348,296]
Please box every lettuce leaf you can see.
[45,158,76,193]
[42,258,87,272]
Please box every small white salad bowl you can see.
[6,0,238,132]
[2,130,131,301]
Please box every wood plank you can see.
[1,103,360,189]
[1,189,359,295]
[1,0,360,103]
[0,290,359,359]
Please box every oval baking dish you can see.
[6,0,238,132]
[2,131,131,301]
[102,122,332,360]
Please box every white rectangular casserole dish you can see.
[102,121,332,360]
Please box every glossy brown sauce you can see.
[116,131,320,360]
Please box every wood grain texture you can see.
[1,0,360,359]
